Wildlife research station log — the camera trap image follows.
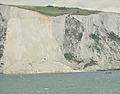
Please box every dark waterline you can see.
[0,71,120,94]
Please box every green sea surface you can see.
[0,71,120,94]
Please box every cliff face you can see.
[63,14,120,71]
[0,5,120,73]
[0,5,9,73]
[0,6,73,73]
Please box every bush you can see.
[47,5,53,7]
[78,32,83,41]
[89,33,100,41]
[83,59,98,69]
[107,32,120,42]
[64,53,73,60]
[58,7,67,10]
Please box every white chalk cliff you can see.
[0,5,120,74]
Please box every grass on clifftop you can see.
[15,5,101,16]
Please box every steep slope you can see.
[0,5,120,73]
[63,14,120,71]
[0,5,10,73]
[0,6,73,74]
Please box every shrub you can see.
[89,33,100,41]
[78,32,83,41]
[64,53,73,60]
[107,32,120,42]
[83,59,98,69]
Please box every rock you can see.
[0,4,120,73]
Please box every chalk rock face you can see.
[0,6,73,73]
[0,5,9,73]
[63,14,120,71]
[0,5,120,73]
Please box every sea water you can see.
[0,71,120,94]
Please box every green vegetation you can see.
[64,53,84,64]
[15,5,100,16]
[89,33,101,41]
[93,45,101,53]
[83,59,98,69]
[64,53,73,60]
[107,32,120,42]
[78,32,83,41]
[74,59,84,64]
[89,43,102,53]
